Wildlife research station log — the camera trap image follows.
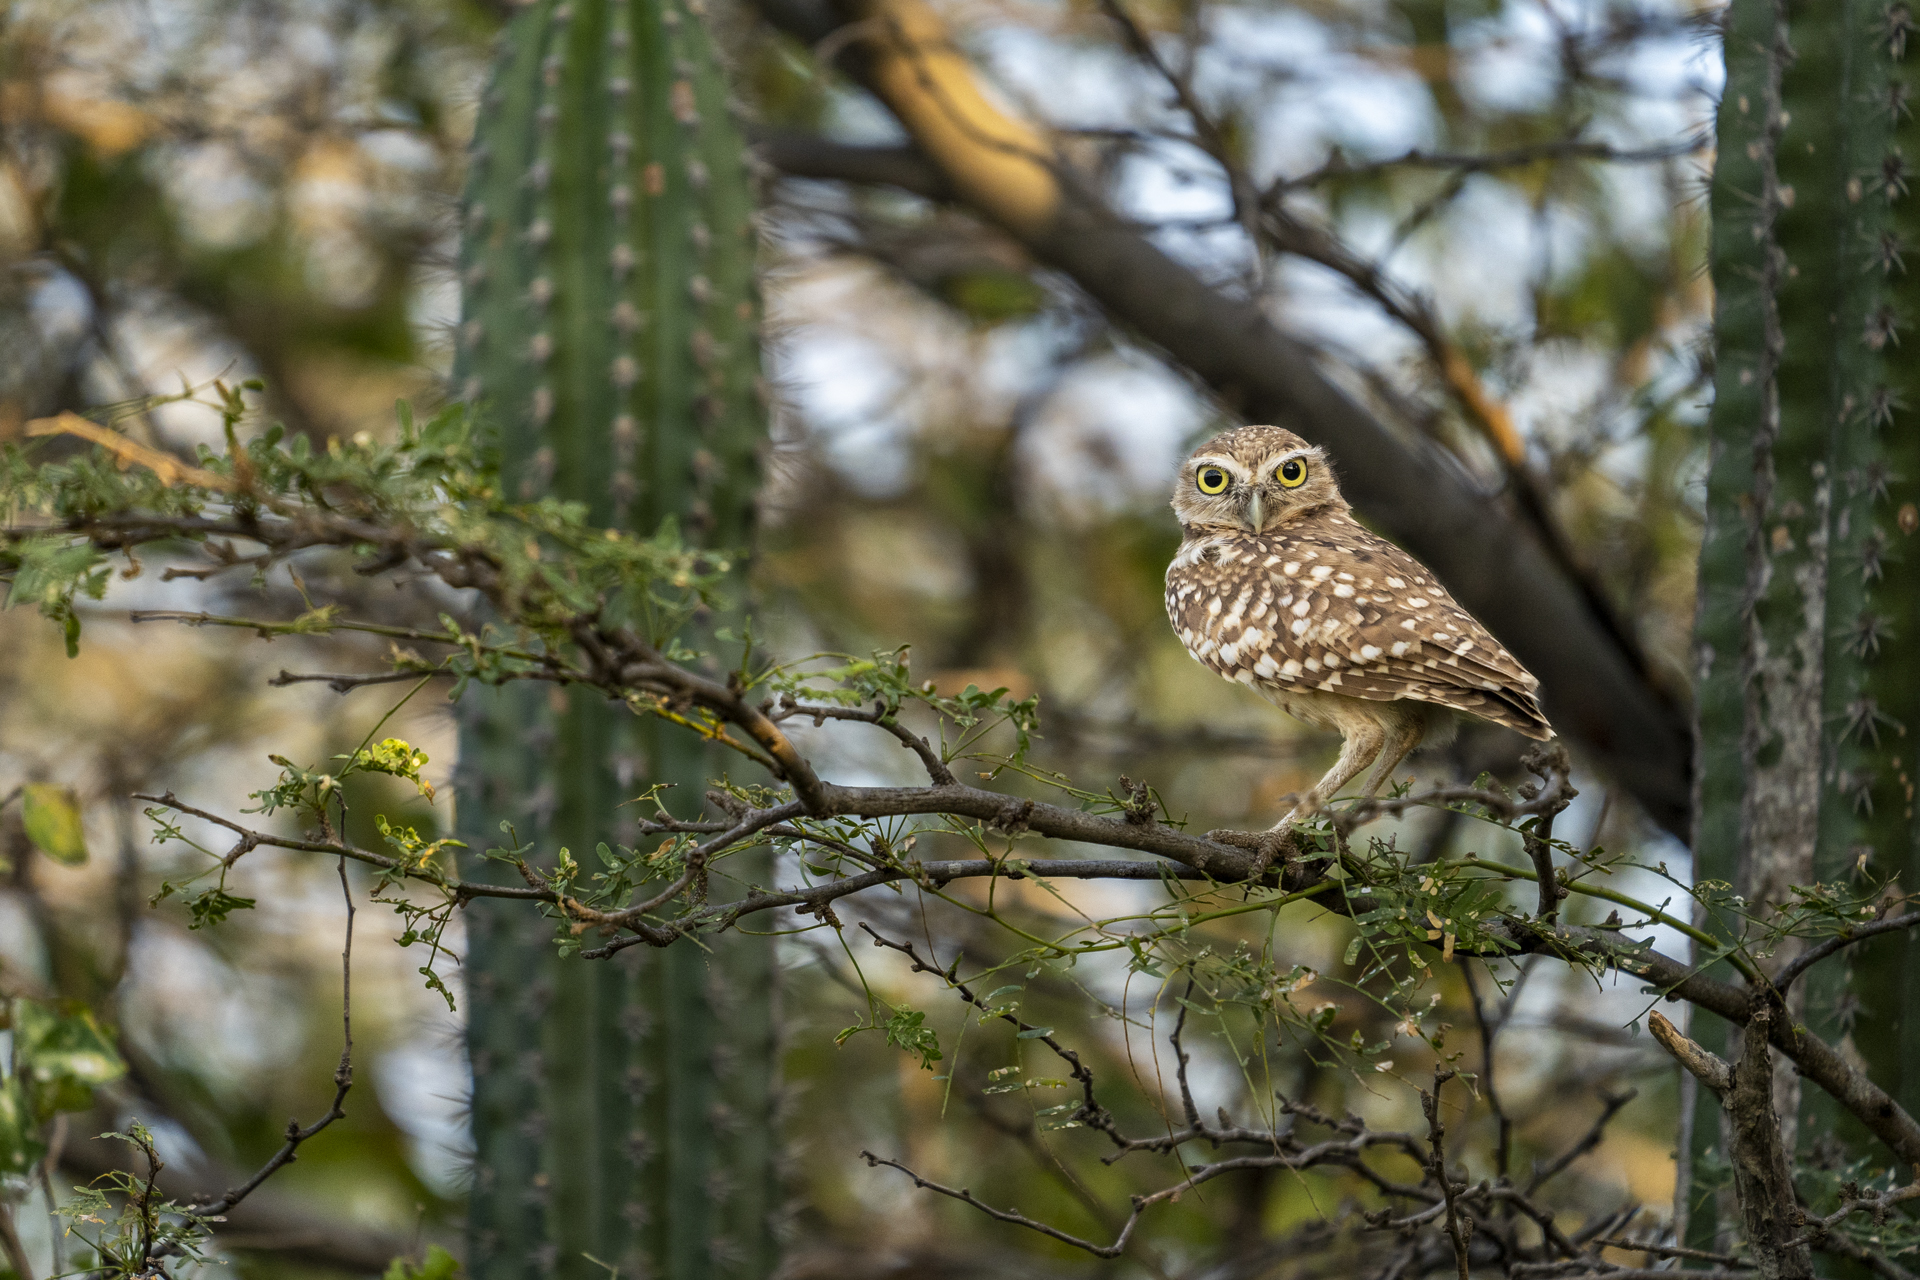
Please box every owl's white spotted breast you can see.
[1165,510,1551,739]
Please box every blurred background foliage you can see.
[0,0,1717,1274]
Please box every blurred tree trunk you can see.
[453,2,777,1276]
[1687,0,1920,1256]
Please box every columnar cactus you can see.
[1690,0,1920,1251]
[452,2,775,1276]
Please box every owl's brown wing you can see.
[1165,514,1552,739]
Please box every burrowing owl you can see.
[1166,425,1552,830]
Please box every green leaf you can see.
[0,1074,45,1174]
[386,1245,460,1280]
[185,888,257,930]
[1015,1026,1054,1040]
[346,738,434,800]
[21,783,87,865]
[14,1000,127,1120]
[937,268,1045,325]
[881,1007,944,1069]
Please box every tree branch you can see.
[1773,908,1920,992]
[1422,1069,1473,1280]
[1271,134,1712,192]
[755,130,950,199]
[1533,926,1920,1173]
[1648,1011,1732,1091]
[860,1151,1148,1258]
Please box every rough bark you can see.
[1651,1004,1814,1280]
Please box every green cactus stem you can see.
[453,1,775,1276]
[1689,0,1920,1257]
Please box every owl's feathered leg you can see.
[1357,711,1427,802]
[1272,717,1386,831]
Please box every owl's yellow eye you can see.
[1277,457,1308,488]
[1196,466,1230,495]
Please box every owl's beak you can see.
[1242,489,1266,533]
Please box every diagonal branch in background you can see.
[1036,0,1661,689]
[748,0,1694,835]
[1091,0,1537,475]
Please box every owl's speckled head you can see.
[1171,425,1346,535]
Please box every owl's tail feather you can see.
[1435,686,1554,742]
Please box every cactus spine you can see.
[1691,0,1920,1252]
[453,2,775,1277]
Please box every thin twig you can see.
[184,858,355,1218]
[1459,958,1515,1178]
[1422,1068,1472,1280]
[772,699,958,786]
[268,668,453,692]
[860,1151,1146,1258]
[1526,1089,1636,1194]
[1783,1181,1920,1249]
[1592,1236,1748,1265]
[860,926,1125,1146]
[135,792,559,904]
[1774,909,1920,992]
[1168,987,1201,1133]
[131,1126,163,1268]
[1271,133,1712,192]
